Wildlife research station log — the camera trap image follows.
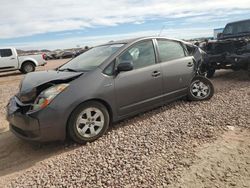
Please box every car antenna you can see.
[158,26,166,36]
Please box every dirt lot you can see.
[172,128,250,188]
[0,61,249,187]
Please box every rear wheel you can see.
[20,62,35,74]
[188,76,214,101]
[68,101,110,144]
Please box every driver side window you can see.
[117,40,156,70]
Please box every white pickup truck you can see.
[0,47,47,74]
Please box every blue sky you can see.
[0,0,250,50]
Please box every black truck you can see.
[201,19,250,77]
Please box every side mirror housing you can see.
[117,61,133,72]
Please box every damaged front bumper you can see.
[6,96,66,142]
[7,97,40,141]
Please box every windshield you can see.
[223,20,250,35]
[59,43,124,71]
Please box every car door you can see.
[156,39,195,100]
[0,49,17,69]
[114,40,163,116]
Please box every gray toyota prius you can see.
[6,37,214,144]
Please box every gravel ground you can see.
[0,83,18,131]
[0,69,248,187]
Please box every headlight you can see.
[31,84,69,111]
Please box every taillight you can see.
[42,53,46,60]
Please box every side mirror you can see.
[117,61,133,72]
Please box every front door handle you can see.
[10,57,15,60]
[152,71,161,77]
[187,62,193,67]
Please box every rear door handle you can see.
[10,57,15,60]
[152,71,161,77]
[187,62,193,67]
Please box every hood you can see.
[219,33,250,40]
[18,70,83,103]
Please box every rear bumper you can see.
[40,61,47,66]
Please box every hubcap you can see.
[76,107,104,138]
[25,64,33,72]
[190,80,210,99]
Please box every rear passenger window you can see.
[157,40,185,62]
[0,49,13,57]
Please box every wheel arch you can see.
[21,60,36,68]
[86,98,113,121]
[65,98,113,136]
[21,56,39,66]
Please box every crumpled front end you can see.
[7,97,41,141]
[6,70,83,142]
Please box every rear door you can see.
[156,39,195,100]
[0,48,17,70]
[114,40,163,116]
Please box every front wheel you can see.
[68,101,110,144]
[188,76,214,101]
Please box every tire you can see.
[20,62,35,74]
[206,68,216,78]
[188,76,214,101]
[68,101,110,144]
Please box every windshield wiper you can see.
[58,68,78,72]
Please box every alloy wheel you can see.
[76,107,105,138]
[24,64,34,73]
[190,80,210,99]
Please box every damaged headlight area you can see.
[31,83,69,112]
[18,87,37,103]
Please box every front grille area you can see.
[18,105,32,114]
[14,97,32,114]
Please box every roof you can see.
[227,19,250,25]
[105,37,149,45]
[102,36,185,46]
